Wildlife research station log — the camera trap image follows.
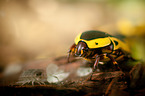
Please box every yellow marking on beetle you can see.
[75,48,77,54]
[81,50,84,55]
[84,58,94,61]
[115,55,125,61]
[75,32,130,53]
[74,33,82,44]
[109,37,130,53]
[75,36,111,49]
[102,48,112,53]
[100,54,117,62]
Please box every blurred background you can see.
[0,0,145,77]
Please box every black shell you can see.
[80,30,113,40]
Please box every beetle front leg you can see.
[90,55,100,80]
[93,55,101,72]
[67,43,76,63]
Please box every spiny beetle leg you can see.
[89,55,100,80]
[107,54,121,71]
[93,55,100,71]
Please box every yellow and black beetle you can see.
[68,30,131,73]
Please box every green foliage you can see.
[131,38,145,62]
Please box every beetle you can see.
[67,30,131,78]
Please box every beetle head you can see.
[75,41,88,57]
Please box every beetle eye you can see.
[95,42,98,45]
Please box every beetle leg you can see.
[67,43,76,63]
[107,54,117,64]
[90,55,100,80]
[107,54,121,70]
[93,55,101,71]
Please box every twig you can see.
[105,78,115,95]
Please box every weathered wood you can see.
[0,56,145,96]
